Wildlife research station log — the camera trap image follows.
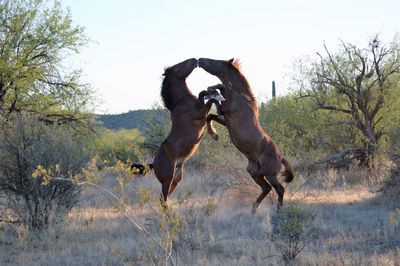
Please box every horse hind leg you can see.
[266,175,285,209]
[247,160,272,214]
[251,175,272,214]
[160,167,176,209]
[153,146,176,208]
[168,164,184,196]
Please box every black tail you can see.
[281,157,294,183]
[114,154,154,176]
[127,162,153,176]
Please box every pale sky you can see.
[63,0,399,114]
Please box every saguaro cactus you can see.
[272,81,276,98]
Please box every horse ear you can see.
[162,67,169,76]
[228,58,234,64]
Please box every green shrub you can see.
[260,95,361,162]
[142,105,170,155]
[269,205,318,265]
[93,128,144,165]
[0,114,90,230]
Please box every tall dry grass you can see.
[0,160,399,265]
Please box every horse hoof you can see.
[159,196,167,209]
[251,204,258,215]
[212,134,219,141]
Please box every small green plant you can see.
[389,208,400,235]
[389,209,400,225]
[134,188,219,265]
[16,224,30,246]
[137,185,157,209]
[269,205,318,265]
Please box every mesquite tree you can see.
[0,0,95,230]
[0,0,94,128]
[296,35,400,166]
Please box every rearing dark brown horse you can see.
[153,58,224,207]
[199,58,294,213]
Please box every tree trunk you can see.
[0,80,4,115]
[364,141,378,168]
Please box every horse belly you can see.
[172,141,200,164]
[228,129,261,158]
[168,131,203,157]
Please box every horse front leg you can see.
[206,114,226,141]
[207,83,229,96]
[206,99,225,120]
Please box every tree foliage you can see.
[0,0,93,128]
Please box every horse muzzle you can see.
[204,93,225,102]
[214,94,225,102]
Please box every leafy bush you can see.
[0,114,90,230]
[93,128,144,165]
[269,205,318,265]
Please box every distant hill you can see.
[97,109,159,132]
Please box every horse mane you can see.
[160,71,174,110]
[232,58,242,69]
[160,67,192,110]
[229,60,258,106]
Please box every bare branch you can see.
[317,104,353,114]
[315,147,363,164]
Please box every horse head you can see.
[161,58,198,110]
[198,58,236,81]
[203,89,225,102]
[163,58,198,79]
[199,57,255,106]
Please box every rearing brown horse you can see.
[153,58,224,206]
[199,58,294,213]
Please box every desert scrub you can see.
[173,195,220,259]
[72,161,180,266]
[0,114,90,231]
[128,188,220,265]
[269,204,318,265]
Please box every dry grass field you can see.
[0,165,399,265]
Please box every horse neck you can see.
[224,72,257,105]
[169,78,192,102]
